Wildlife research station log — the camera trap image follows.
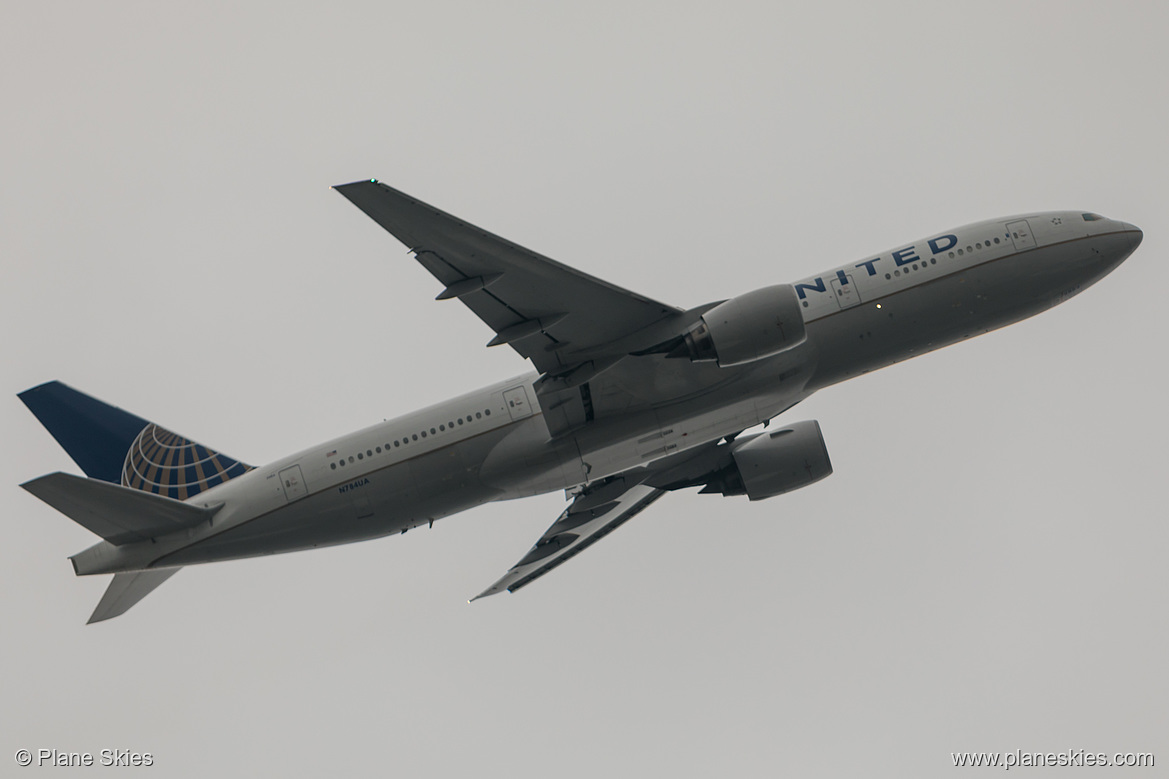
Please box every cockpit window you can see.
[1082,213,1105,221]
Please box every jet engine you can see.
[700,420,832,501]
[674,284,806,367]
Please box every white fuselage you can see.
[70,212,1141,576]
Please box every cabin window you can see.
[949,251,955,258]
[331,463,337,470]
[994,237,1000,244]
[376,446,382,454]
[394,441,400,447]
[885,273,891,280]
[440,424,446,431]
[485,409,491,416]
[357,453,363,460]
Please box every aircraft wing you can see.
[333,180,684,377]
[472,475,666,600]
[472,437,740,600]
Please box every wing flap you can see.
[333,180,683,374]
[21,472,219,545]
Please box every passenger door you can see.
[830,274,862,310]
[503,385,533,421]
[278,465,307,500]
[1006,219,1036,251]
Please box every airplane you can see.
[19,180,1143,623]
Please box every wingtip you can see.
[470,586,504,602]
[332,178,380,191]
[86,600,117,625]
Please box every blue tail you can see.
[19,381,252,500]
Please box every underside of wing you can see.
[472,438,748,601]
[472,477,666,600]
[333,180,684,376]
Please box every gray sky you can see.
[3,1,1166,776]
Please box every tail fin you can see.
[88,569,181,624]
[20,381,252,500]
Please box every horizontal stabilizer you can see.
[89,568,180,624]
[21,472,220,545]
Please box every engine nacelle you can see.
[703,420,832,501]
[681,284,806,367]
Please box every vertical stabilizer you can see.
[19,381,252,500]
[19,381,149,484]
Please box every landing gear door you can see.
[1006,219,1037,251]
[278,465,308,501]
[503,385,533,421]
[830,275,862,310]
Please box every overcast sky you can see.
[2,2,1166,776]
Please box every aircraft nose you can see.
[1119,221,1143,251]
